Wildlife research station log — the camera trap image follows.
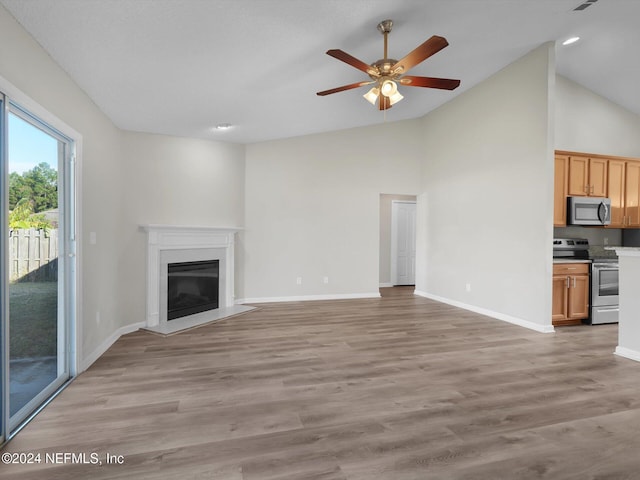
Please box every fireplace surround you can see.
[142,225,252,334]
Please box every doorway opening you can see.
[379,194,417,293]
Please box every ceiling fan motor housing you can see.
[369,59,399,80]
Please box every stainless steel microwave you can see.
[567,196,611,226]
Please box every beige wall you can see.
[0,5,125,362]
[0,5,247,365]
[416,43,555,332]
[118,132,246,323]
[555,75,640,158]
[243,120,421,301]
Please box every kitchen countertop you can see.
[610,247,640,257]
[553,259,591,264]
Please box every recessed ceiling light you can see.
[215,123,233,130]
[562,36,580,46]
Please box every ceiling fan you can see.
[317,19,460,110]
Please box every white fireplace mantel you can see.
[141,225,247,333]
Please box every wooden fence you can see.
[9,228,58,282]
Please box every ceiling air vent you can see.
[574,0,599,11]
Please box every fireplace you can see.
[168,259,219,320]
[142,225,253,335]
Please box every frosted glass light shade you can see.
[363,87,380,105]
[380,79,398,96]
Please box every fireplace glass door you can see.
[167,260,219,320]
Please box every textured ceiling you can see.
[1,0,638,144]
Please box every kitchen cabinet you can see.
[625,161,640,227]
[568,155,607,197]
[552,263,589,326]
[554,155,569,226]
[554,150,640,228]
[608,159,626,227]
[605,159,640,228]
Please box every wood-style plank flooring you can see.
[3,288,640,479]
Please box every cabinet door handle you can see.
[590,185,594,194]
[573,277,576,288]
[585,185,589,194]
[566,277,570,289]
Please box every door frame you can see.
[390,200,417,286]
[0,74,82,443]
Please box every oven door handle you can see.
[595,307,619,313]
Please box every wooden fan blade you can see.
[326,49,378,76]
[316,81,373,96]
[378,95,391,110]
[399,76,460,90]
[391,36,449,74]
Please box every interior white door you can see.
[391,201,416,286]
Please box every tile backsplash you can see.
[554,226,622,247]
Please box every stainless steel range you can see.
[552,238,589,260]
[590,259,619,324]
[552,238,619,325]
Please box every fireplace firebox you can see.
[167,259,219,320]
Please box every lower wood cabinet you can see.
[552,263,589,326]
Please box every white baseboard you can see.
[614,346,640,363]
[81,321,145,372]
[414,290,555,334]
[379,283,393,288]
[236,292,381,304]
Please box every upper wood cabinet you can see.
[608,159,626,228]
[568,155,607,197]
[625,161,640,227]
[555,150,640,229]
[605,158,640,228]
[554,155,569,227]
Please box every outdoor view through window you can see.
[8,111,61,419]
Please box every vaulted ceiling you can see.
[1,0,638,144]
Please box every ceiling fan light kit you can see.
[380,79,398,96]
[317,19,461,111]
[363,87,380,105]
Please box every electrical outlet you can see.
[296,277,302,285]
[465,283,471,292]
[604,237,609,245]
[323,276,329,284]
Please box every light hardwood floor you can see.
[2,288,640,479]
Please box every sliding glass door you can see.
[1,91,6,444]
[1,91,76,442]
